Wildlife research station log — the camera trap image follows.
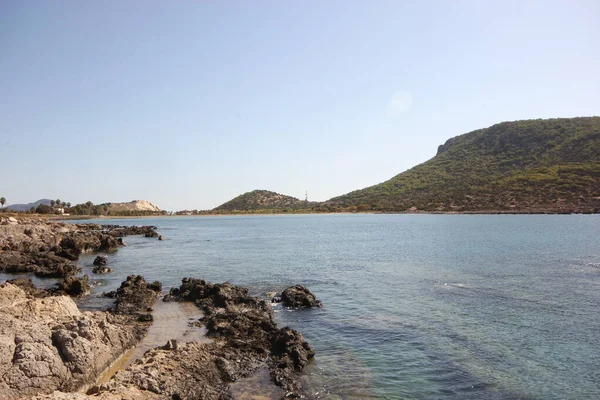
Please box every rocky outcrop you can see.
[92,266,112,274]
[279,285,323,308]
[93,256,108,266]
[0,218,159,279]
[0,251,81,278]
[96,342,229,399]
[53,275,91,297]
[0,283,145,399]
[166,278,316,394]
[104,275,162,315]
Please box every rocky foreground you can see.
[0,217,322,399]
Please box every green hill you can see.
[327,117,600,213]
[214,190,313,212]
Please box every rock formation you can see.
[279,285,323,308]
[0,283,145,399]
[166,278,315,394]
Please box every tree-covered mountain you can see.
[214,190,314,212]
[327,117,600,213]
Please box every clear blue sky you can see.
[1,1,599,210]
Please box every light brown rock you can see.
[0,283,142,399]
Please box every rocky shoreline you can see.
[0,217,321,400]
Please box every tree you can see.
[55,199,61,208]
[66,202,71,208]
[0,197,5,208]
[50,200,55,207]
[36,204,54,214]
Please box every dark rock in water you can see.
[54,275,91,297]
[102,225,158,238]
[144,232,159,238]
[272,327,316,369]
[0,250,81,278]
[149,280,162,292]
[117,237,125,246]
[162,339,178,350]
[110,275,162,314]
[158,235,164,241]
[167,277,316,395]
[92,265,112,274]
[93,255,108,266]
[59,233,115,256]
[280,285,322,308]
[137,313,153,322]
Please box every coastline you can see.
[43,209,600,221]
[0,217,320,399]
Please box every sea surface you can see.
[6,214,600,399]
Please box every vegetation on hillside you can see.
[327,117,600,212]
[214,190,315,212]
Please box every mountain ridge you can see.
[215,190,314,211]
[213,117,600,213]
[327,116,600,212]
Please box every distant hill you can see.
[327,117,600,213]
[105,200,162,212]
[6,199,52,212]
[214,190,313,211]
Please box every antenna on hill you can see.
[305,190,308,203]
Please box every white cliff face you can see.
[0,283,140,399]
[107,200,162,212]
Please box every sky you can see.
[1,1,599,211]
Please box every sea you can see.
[4,214,600,399]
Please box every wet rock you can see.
[0,251,80,278]
[167,278,316,395]
[137,313,153,322]
[54,275,91,297]
[144,232,159,238]
[93,255,108,266]
[92,265,112,274]
[280,285,322,308]
[102,225,158,238]
[109,275,162,314]
[158,235,164,241]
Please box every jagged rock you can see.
[107,275,162,314]
[0,251,81,278]
[97,342,228,399]
[144,232,158,238]
[166,278,315,394]
[54,275,90,297]
[281,285,323,308]
[0,283,144,399]
[92,266,112,274]
[0,219,158,279]
[136,313,153,322]
[93,255,108,266]
[280,285,322,308]
[157,235,163,241]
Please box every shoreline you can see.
[0,217,320,399]
[47,209,600,220]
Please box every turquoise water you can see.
[7,214,600,399]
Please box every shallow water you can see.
[4,214,600,399]
[95,300,209,385]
